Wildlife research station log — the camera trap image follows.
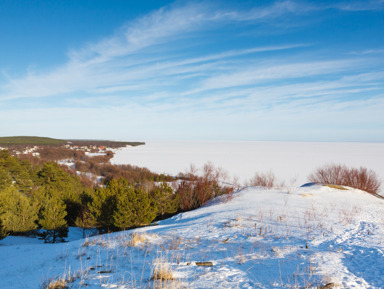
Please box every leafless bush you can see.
[308,164,382,195]
[247,171,284,189]
[38,147,84,161]
[175,162,234,211]
[84,151,114,164]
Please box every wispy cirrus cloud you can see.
[335,0,384,11]
[1,2,300,100]
[1,0,379,101]
[0,0,383,141]
[350,49,384,55]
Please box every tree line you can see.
[0,150,233,242]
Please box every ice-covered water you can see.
[111,141,384,187]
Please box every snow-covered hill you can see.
[1,185,384,288]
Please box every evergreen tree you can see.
[0,152,34,194]
[74,207,94,239]
[0,166,12,190]
[0,186,38,234]
[74,190,95,238]
[37,162,68,184]
[14,169,34,194]
[37,162,85,226]
[88,179,120,232]
[0,218,6,240]
[0,149,10,159]
[150,182,179,217]
[113,183,157,230]
[38,188,68,243]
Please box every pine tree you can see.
[0,186,38,234]
[37,162,68,184]
[37,162,85,226]
[39,189,67,243]
[0,167,12,190]
[113,182,157,230]
[74,207,94,239]
[0,218,6,240]
[0,152,33,194]
[0,149,10,159]
[112,184,136,230]
[88,179,120,232]
[150,182,179,217]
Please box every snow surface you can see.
[1,141,383,288]
[1,185,384,288]
[111,141,384,189]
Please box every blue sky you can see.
[0,0,383,142]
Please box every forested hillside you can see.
[0,150,233,242]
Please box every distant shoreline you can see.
[0,136,145,148]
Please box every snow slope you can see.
[1,185,384,288]
[111,141,384,188]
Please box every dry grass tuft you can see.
[300,193,314,197]
[43,279,67,289]
[152,260,174,281]
[97,239,111,247]
[121,232,158,247]
[81,236,111,247]
[42,274,75,289]
[324,184,348,190]
[82,237,97,247]
[130,232,147,246]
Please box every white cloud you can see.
[184,58,370,95]
[0,1,379,102]
[0,0,323,101]
[0,1,383,141]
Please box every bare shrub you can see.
[247,171,284,189]
[38,147,85,161]
[175,162,234,211]
[74,160,173,185]
[308,164,382,195]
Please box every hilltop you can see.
[1,184,383,288]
